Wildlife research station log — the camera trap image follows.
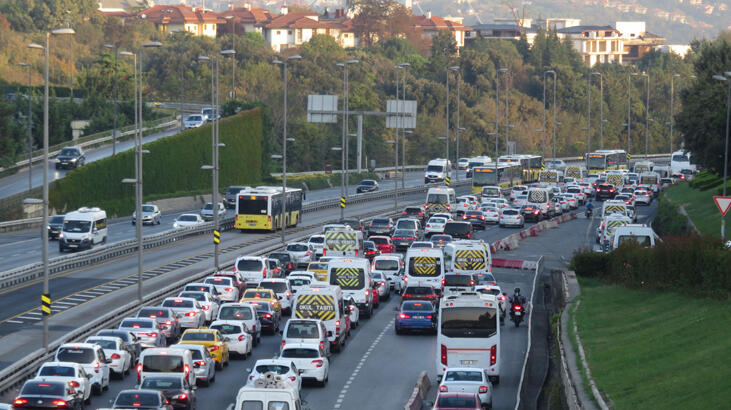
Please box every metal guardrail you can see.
[0,180,469,292]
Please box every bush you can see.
[652,198,691,237]
[689,171,723,191]
[570,249,611,278]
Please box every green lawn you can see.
[663,182,723,237]
[575,277,731,410]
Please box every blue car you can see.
[395,300,437,334]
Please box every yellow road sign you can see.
[340,197,346,208]
[445,177,451,186]
[295,294,336,321]
[41,293,51,316]
[213,230,220,245]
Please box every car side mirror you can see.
[299,369,305,375]
[246,368,252,373]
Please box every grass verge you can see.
[575,277,731,409]
[663,181,721,237]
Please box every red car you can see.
[369,236,395,253]
[432,392,481,409]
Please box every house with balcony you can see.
[263,8,356,52]
[615,21,665,62]
[137,4,225,37]
[215,4,276,35]
[411,12,471,49]
[556,25,624,66]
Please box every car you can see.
[173,214,205,229]
[555,195,570,212]
[444,221,473,239]
[626,205,638,223]
[356,179,379,193]
[345,297,360,329]
[48,214,65,240]
[55,146,85,170]
[457,157,470,170]
[439,368,493,409]
[509,185,528,200]
[429,234,453,248]
[201,107,219,122]
[372,272,390,300]
[561,193,578,209]
[139,375,197,410]
[256,279,294,315]
[457,196,478,213]
[520,204,543,222]
[463,210,487,230]
[280,344,330,386]
[634,189,652,205]
[54,343,110,396]
[200,202,225,221]
[183,114,205,129]
[287,274,313,296]
[246,359,302,392]
[391,229,419,251]
[136,307,182,342]
[402,206,427,224]
[512,194,529,208]
[595,183,617,200]
[305,261,328,282]
[481,206,500,224]
[112,389,173,409]
[13,380,85,410]
[565,186,586,205]
[499,208,524,228]
[431,392,482,410]
[177,291,219,323]
[369,235,395,254]
[132,204,162,225]
[401,285,439,302]
[34,362,92,404]
[367,218,394,236]
[166,344,216,387]
[410,241,434,248]
[84,336,132,379]
[210,320,253,359]
[203,276,240,302]
[363,240,380,261]
[160,297,205,329]
[546,159,566,170]
[337,217,363,231]
[178,329,230,370]
[249,300,281,334]
[118,317,167,348]
[305,235,326,259]
[425,216,448,237]
[280,318,330,357]
[487,198,509,210]
[240,288,282,314]
[214,271,247,294]
[372,255,403,292]
[96,330,141,364]
[224,185,249,209]
[285,242,314,268]
[395,218,422,237]
[216,303,262,346]
[321,223,352,234]
[614,194,634,206]
[395,300,437,334]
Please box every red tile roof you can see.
[215,7,274,25]
[138,5,225,25]
[412,15,470,31]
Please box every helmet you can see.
[514,287,520,294]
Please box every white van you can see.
[425,186,457,216]
[292,284,348,352]
[526,188,554,218]
[323,229,364,258]
[327,258,373,317]
[404,247,445,294]
[611,225,657,250]
[137,347,195,387]
[234,382,306,410]
[58,207,108,252]
[425,158,452,184]
[233,256,271,284]
[443,240,492,289]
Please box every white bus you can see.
[437,293,501,384]
[404,247,445,294]
[670,150,696,175]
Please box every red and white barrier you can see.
[490,212,578,256]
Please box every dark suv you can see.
[444,221,473,239]
[367,218,394,236]
[520,204,543,222]
[55,146,85,169]
[595,184,617,200]
[401,285,439,302]
[402,206,426,224]
[225,185,249,209]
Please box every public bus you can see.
[437,292,501,384]
[471,163,522,193]
[585,150,628,172]
[670,150,696,175]
[498,154,542,184]
[234,186,303,232]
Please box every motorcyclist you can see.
[585,200,594,217]
[509,287,527,307]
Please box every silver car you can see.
[132,204,161,225]
[118,317,166,348]
[160,297,205,329]
[178,291,219,323]
[499,208,525,228]
[285,242,314,268]
[136,306,182,341]
[203,276,239,302]
[168,343,217,387]
[200,202,226,221]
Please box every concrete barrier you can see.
[404,371,430,410]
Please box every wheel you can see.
[514,320,520,328]
[92,383,102,396]
[215,361,223,371]
[395,326,403,335]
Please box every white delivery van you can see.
[137,347,195,387]
[293,284,348,352]
[425,158,452,184]
[526,188,554,218]
[611,225,658,251]
[480,185,502,201]
[233,256,272,284]
[327,257,373,318]
[58,207,108,252]
[404,247,445,294]
[425,186,457,216]
[601,201,629,219]
[234,381,305,410]
[323,229,363,258]
[443,240,492,292]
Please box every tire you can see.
[92,383,102,396]
[514,320,520,328]
[395,326,403,335]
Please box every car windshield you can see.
[307,237,324,244]
[445,370,483,382]
[444,223,470,234]
[227,187,245,194]
[179,292,206,301]
[162,299,193,308]
[182,332,215,342]
[402,301,433,311]
[360,180,375,186]
[56,347,94,363]
[38,365,75,377]
[426,165,444,172]
[49,215,64,224]
[187,115,202,121]
[59,148,79,156]
[466,211,482,217]
[237,259,263,271]
[115,392,162,406]
[251,302,272,312]
[289,278,310,287]
[63,220,91,233]
[203,203,213,210]
[437,395,478,408]
[138,308,170,318]
[444,274,473,286]
[281,348,319,359]
[211,324,243,334]
[441,307,497,338]
[258,281,288,293]
[427,193,449,204]
[121,319,153,329]
[97,330,131,342]
[218,306,253,320]
[178,215,198,222]
[285,322,319,338]
[308,262,327,270]
[205,277,232,286]
[371,218,390,225]
[286,244,308,252]
[142,205,155,213]
[370,237,389,245]
[22,382,64,396]
[374,259,399,270]
[503,210,519,215]
[86,339,117,350]
[476,287,500,296]
[429,218,446,224]
[397,220,417,229]
[404,287,434,295]
[393,230,415,237]
[243,290,273,299]
[254,364,290,375]
[141,378,183,390]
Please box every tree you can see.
[429,30,457,76]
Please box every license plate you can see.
[413,315,424,319]
[69,244,77,248]
[461,360,476,365]
[515,311,522,316]
[248,223,256,226]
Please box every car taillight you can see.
[264,313,272,318]
[426,315,433,319]
[312,359,324,368]
[480,216,485,220]
[490,344,497,366]
[164,320,172,325]
[281,340,286,349]
[225,287,234,292]
[201,305,210,311]
[440,385,448,392]
[441,344,448,366]
[184,364,190,375]
[185,311,196,317]
[402,293,411,298]
[69,380,80,388]
[177,393,188,400]
[336,320,341,335]
[305,251,311,256]
[289,376,297,381]
[479,385,489,393]
[208,345,219,351]
[13,398,28,406]
[426,224,431,228]
[399,313,410,319]
[380,281,386,286]
[365,289,370,296]
[320,340,326,351]
[110,353,121,360]
[137,363,142,374]
[470,280,475,286]
[462,215,467,220]
[51,400,67,407]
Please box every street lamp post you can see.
[640,72,650,157]
[336,60,358,215]
[669,74,681,154]
[27,26,75,351]
[504,69,510,153]
[713,72,731,240]
[104,44,119,155]
[399,62,410,189]
[273,55,301,244]
[628,72,640,155]
[449,66,460,181]
[17,62,33,190]
[543,70,556,160]
[225,16,237,100]
[394,64,401,191]
[591,72,603,149]
[445,67,451,167]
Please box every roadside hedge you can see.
[49,108,263,217]
[571,235,731,299]
[652,198,691,237]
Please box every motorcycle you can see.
[509,302,525,327]
[585,207,593,218]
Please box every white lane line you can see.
[64,297,89,302]
[24,311,42,316]
[332,319,393,410]
[6,320,23,324]
[53,301,76,307]
[17,316,38,320]
[0,238,37,249]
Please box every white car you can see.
[34,362,92,404]
[475,284,507,324]
[200,202,226,221]
[424,217,448,237]
[509,185,528,200]
[372,272,390,300]
[246,359,302,392]
[431,212,453,221]
[307,235,326,258]
[118,317,166,348]
[160,297,205,329]
[216,303,262,347]
[634,189,652,205]
[203,276,240,302]
[499,208,524,228]
[280,319,330,356]
[285,242,314,268]
[280,344,329,386]
[256,278,294,315]
[371,255,402,292]
[457,196,477,212]
[512,194,529,208]
[210,320,252,359]
[173,213,205,229]
[488,198,509,209]
[482,206,501,224]
[178,291,219,322]
[457,157,470,170]
[562,193,578,209]
[346,297,360,329]
[184,114,206,129]
[439,367,494,409]
[84,336,132,378]
[287,272,313,295]
[54,343,111,396]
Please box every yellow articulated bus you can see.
[585,150,628,172]
[498,154,542,184]
[472,163,522,193]
[234,186,303,232]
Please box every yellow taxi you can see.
[240,288,282,313]
[306,261,328,282]
[179,329,230,369]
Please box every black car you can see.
[364,240,380,261]
[252,301,280,334]
[13,379,84,409]
[48,214,65,240]
[338,217,363,231]
[429,234,453,248]
[391,229,418,251]
[401,285,439,302]
[55,146,85,170]
[444,221,473,239]
[402,206,427,224]
[367,218,394,236]
[140,376,196,410]
[268,252,295,274]
[356,179,379,193]
[591,178,607,190]
[520,205,543,222]
[113,389,172,409]
[595,183,617,200]
[463,210,486,230]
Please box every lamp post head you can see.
[271,154,283,160]
[119,51,134,57]
[17,62,30,67]
[27,43,44,50]
[200,165,214,170]
[331,146,342,151]
[220,49,236,55]
[121,178,137,184]
[713,75,728,82]
[498,68,508,73]
[724,72,731,77]
[272,59,283,65]
[51,27,75,35]
[591,71,601,76]
[288,55,302,61]
[103,43,115,49]
[335,63,344,67]
[286,137,296,142]
[545,69,555,74]
[198,55,211,62]
[346,59,359,64]
[449,66,460,71]
[399,62,411,68]
[142,41,162,48]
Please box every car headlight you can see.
[70,158,77,162]
[173,223,180,228]
[47,225,51,229]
